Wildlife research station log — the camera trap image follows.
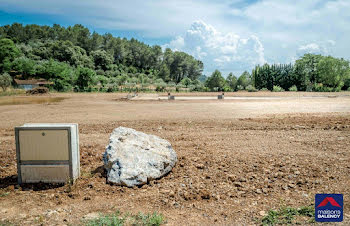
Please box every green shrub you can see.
[313,83,337,92]
[334,86,341,92]
[85,211,165,226]
[246,85,257,92]
[260,88,269,91]
[272,85,284,92]
[223,85,232,92]
[347,87,350,91]
[288,85,297,91]
[261,206,314,225]
[236,85,244,90]
[0,73,12,91]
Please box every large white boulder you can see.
[103,127,177,187]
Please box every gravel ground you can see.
[0,92,349,225]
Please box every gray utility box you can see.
[15,123,80,184]
[218,95,224,99]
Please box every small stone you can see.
[288,183,295,188]
[196,164,205,169]
[302,193,309,198]
[214,194,220,200]
[83,212,100,220]
[227,174,235,182]
[8,185,14,191]
[45,210,57,217]
[256,189,262,194]
[259,211,266,216]
[233,182,242,187]
[239,178,247,182]
[19,213,27,218]
[200,189,210,199]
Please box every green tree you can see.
[205,70,226,91]
[237,71,250,89]
[0,73,12,91]
[158,63,170,82]
[91,50,113,71]
[0,38,21,72]
[11,57,36,79]
[316,56,343,90]
[48,40,93,68]
[180,77,192,87]
[226,73,237,91]
[75,67,96,91]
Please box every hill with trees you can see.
[0,23,350,92]
[0,23,203,92]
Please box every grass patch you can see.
[0,89,26,97]
[85,211,166,226]
[0,192,10,197]
[261,205,315,225]
[0,220,14,226]
[0,96,66,106]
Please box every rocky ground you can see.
[0,92,349,225]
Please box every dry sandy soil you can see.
[0,92,349,225]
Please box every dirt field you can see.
[0,92,349,225]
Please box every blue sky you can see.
[0,0,349,76]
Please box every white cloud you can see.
[0,0,227,37]
[233,0,350,63]
[1,0,350,73]
[296,40,336,57]
[165,21,265,76]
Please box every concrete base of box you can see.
[21,165,70,183]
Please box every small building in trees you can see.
[14,79,53,90]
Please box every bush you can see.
[260,88,269,91]
[0,73,12,91]
[236,85,244,90]
[75,67,96,92]
[313,83,336,92]
[261,206,314,225]
[223,85,232,92]
[348,87,350,91]
[288,85,297,91]
[246,85,257,92]
[272,85,285,92]
[85,211,165,226]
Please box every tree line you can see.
[1,23,350,93]
[0,23,203,91]
[252,54,350,91]
[204,54,350,92]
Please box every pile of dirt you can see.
[26,87,49,95]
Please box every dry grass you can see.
[0,89,26,97]
[0,96,66,106]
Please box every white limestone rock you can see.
[103,127,177,187]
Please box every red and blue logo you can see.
[315,194,343,222]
